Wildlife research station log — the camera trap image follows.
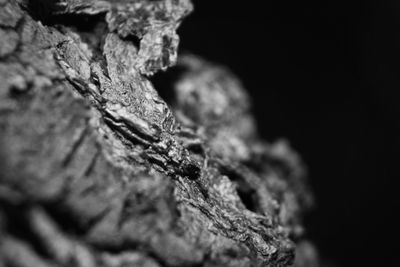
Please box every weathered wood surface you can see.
[0,1,318,266]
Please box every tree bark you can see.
[0,1,318,266]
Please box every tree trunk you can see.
[0,1,318,266]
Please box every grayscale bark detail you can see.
[0,1,319,266]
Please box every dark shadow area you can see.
[25,0,105,28]
[178,0,400,266]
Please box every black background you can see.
[178,1,400,266]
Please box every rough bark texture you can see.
[0,1,318,266]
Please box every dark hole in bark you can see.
[219,166,259,213]
[186,143,204,154]
[236,187,258,213]
[25,1,143,54]
[26,0,104,28]
[24,0,58,23]
[121,34,141,49]
[24,0,109,55]
[25,0,104,28]
[151,64,187,106]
